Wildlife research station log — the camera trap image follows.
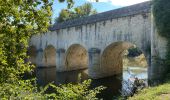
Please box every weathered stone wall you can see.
[149,13,168,80]
[29,1,153,79]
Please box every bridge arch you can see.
[100,41,148,78]
[43,45,56,67]
[65,44,88,71]
[27,45,37,65]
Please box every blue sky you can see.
[51,0,150,23]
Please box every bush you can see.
[127,47,142,57]
[0,1,104,99]
[0,79,105,100]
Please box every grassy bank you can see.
[129,78,170,100]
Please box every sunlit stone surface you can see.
[29,1,167,80]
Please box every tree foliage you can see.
[49,80,105,100]
[58,0,74,8]
[153,0,170,37]
[55,2,97,23]
[0,0,104,99]
[127,47,142,57]
[0,79,105,100]
[0,0,53,83]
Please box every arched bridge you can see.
[29,1,167,80]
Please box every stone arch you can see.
[65,44,88,71]
[44,45,56,67]
[27,45,37,65]
[101,41,148,77]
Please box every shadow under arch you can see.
[27,45,37,65]
[44,45,56,67]
[101,41,148,77]
[65,44,88,71]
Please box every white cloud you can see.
[87,0,150,6]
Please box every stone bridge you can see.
[29,1,167,80]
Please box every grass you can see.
[128,79,170,100]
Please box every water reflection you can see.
[123,67,148,81]
[36,66,147,100]
[36,67,56,86]
[91,76,122,99]
[55,69,88,84]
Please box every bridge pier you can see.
[148,13,168,82]
[36,48,44,67]
[88,48,102,79]
[56,49,66,71]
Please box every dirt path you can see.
[158,93,170,100]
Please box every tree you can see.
[0,0,105,99]
[56,9,74,23]
[75,3,97,17]
[0,0,54,83]
[0,0,74,83]
[55,2,97,23]
[0,0,104,99]
[58,0,74,8]
[153,0,170,37]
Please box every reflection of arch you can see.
[28,45,37,64]
[44,45,56,67]
[101,41,137,75]
[65,44,88,71]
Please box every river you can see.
[34,66,147,100]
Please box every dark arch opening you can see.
[65,44,88,71]
[44,45,56,67]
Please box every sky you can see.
[51,0,150,23]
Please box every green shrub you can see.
[127,47,142,57]
[0,79,105,100]
[49,79,105,100]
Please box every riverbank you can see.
[123,54,147,68]
[129,75,170,100]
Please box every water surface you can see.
[36,66,147,100]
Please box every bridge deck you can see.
[51,1,151,31]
